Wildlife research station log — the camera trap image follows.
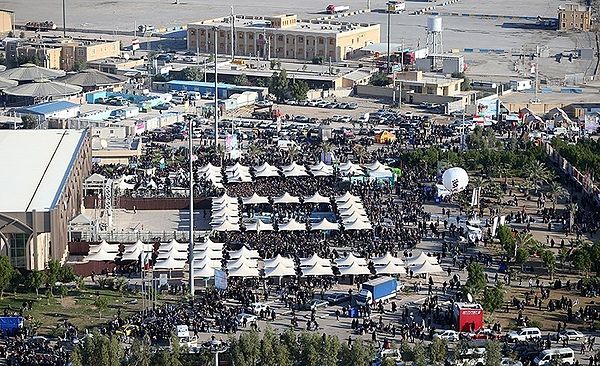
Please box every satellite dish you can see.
[467,293,473,303]
[100,139,108,149]
[122,52,131,60]
[442,167,469,193]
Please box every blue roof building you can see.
[13,100,80,121]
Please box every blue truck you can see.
[356,277,398,306]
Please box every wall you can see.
[355,84,395,99]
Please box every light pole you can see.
[187,115,195,296]
[386,1,391,74]
[213,27,219,147]
[62,0,66,38]
[203,339,229,366]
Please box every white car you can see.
[255,100,273,108]
[555,329,585,342]
[236,313,258,324]
[501,358,523,366]
[433,329,460,341]
[507,327,542,342]
[249,302,269,315]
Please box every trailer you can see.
[326,4,350,14]
[387,0,406,13]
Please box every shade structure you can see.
[338,261,372,276]
[199,163,219,173]
[227,171,253,183]
[405,252,439,266]
[213,220,240,231]
[335,253,367,267]
[311,218,340,231]
[4,79,82,98]
[339,207,368,217]
[193,265,218,279]
[411,261,444,275]
[338,161,364,176]
[229,246,260,259]
[254,167,280,178]
[336,192,362,204]
[244,220,274,231]
[121,247,143,261]
[342,220,373,230]
[154,257,186,270]
[265,263,297,277]
[369,165,393,179]
[88,240,119,254]
[281,162,308,177]
[278,218,307,231]
[310,161,334,176]
[364,160,387,171]
[337,200,363,211]
[300,253,331,268]
[157,247,187,260]
[273,192,300,204]
[58,68,127,88]
[303,192,331,204]
[213,193,237,205]
[84,248,119,262]
[193,249,223,260]
[242,193,269,205]
[227,257,258,269]
[158,239,188,252]
[372,253,404,267]
[229,263,260,277]
[210,215,240,226]
[211,202,239,213]
[0,63,65,82]
[211,207,239,218]
[192,257,221,270]
[374,262,404,275]
[193,239,224,252]
[301,264,334,277]
[263,254,295,269]
[0,77,17,89]
[225,162,249,173]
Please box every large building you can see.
[558,3,592,31]
[0,9,14,33]
[187,14,380,61]
[6,37,121,71]
[0,129,91,270]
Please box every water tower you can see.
[426,16,443,54]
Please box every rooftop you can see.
[190,14,378,35]
[0,129,88,213]
[14,100,80,116]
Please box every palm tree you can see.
[353,144,368,164]
[286,145,300,163]
[547,181,566,209]
[514,231,535,257]
[525,161,553,193]
[247,143,263,162]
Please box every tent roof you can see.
[69,213,92,225]
[88,240,119,254]
[338,261,372,276]
[225,162,250,172]
[227,257,258,269]
[4,80,82,97]
[154,257,186,270]
[212,220,240,231]
[411,261,444,275]
[228,263,260,277]
[263,254,295,268]
[369,165,393,178]
[278,218,307,231]
[335,253,367,267]
[281,162,308,177]
[242,192,269,205]
[199,163,219,173]
[342,220,373,230]
[0,76,17,89]
[405,252,439,266]
[213,193,237,205]
[336,192,362,203]
[311,218,339,231]
[254,166,280,177]
[273,192,300,204]
[158,239,188,252]
[342,212,369,224]
[265,263,297,277]
[58,68,127,87]
[301,264,334,277]
[372,252,404,267]
[304,192,331,204]
[229,246,260,259]
[375,262,404,275]
[83,249,119,262]
[0,63,65,82]
[157,248,187,260]
[300,253,331,267]
[244,219,274,231]
[364,160,386,171]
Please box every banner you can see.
[214,269,228,290]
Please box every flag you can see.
[141,251,151,271]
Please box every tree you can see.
[298,332,321,366]
[312,56,324,65]
[525,161,552,193]
[71,344,84,366]
[46,260,62,296]
[547,181,566,210]
[540,250,557,279]
[152,74,167,82]
[233,73,250,86]
[73,60,87,71]
[497,225,515,259]
[21,115,38,129]
[412,343,427,366]
[169,334,182,366]
[369,72,390,86]
[465,262,486,296]
[453,339,470,363]
[129,338,151,366]
[269,69,289,101]
[280,328,298,361]
[26,270,46,296]
[0,256,14,299]
[291,80,310,101]
[353,144,369,164]
[482,283,505,313]
[286,144,300,162]
[260,326,278,366]
[323,334,341,366]
[182,67,203,81]
[94,296,108,319]
[451,72,471,91]
[515,247,530,272]
[338,339,373,366]
[484,341,502,366]
[240,330,261,366]
[108,335,124,366]
[429,338,447,366]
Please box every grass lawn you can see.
[0,287,148,336]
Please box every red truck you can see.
[326,4,350,14]
[452,302,484,332]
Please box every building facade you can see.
[558,3,592,31]
[187,14,380,62]
[0,9,13,33]
[6,38,121,71]
[0,129,91,270]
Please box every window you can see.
[9,233,28,268]
[319,38,324,45]
[329,38,334,45]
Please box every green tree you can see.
[540,250,556,279]
[298,332,321,366]
[429,338,447,366]
[482,283,505,313]
[465,262,487,296]
[26,270,46,296]
[453,339,470,363]
[240,330,261,366]
[170,334,182,366]
[381,358,396,366]
[233,73,250,86]
[525,161,552,193]
[260,326,278,366]
[369,72,390,86]
[182,67,204,81]
[268,69,289,101]
[484,341,502,366]
[515,247,530,271]
[94,296,108,319]
[46,259,62,296]
[323,334,341,366]
[412,343,427,366]
[129,338,152,366]
[291,80,310,101]
[71,344,84,366]
[73,60,87,71]
[0,256,15,299]
[108,335,124,366]
[21,115,38,129]
[280,328,298,361]
[497,225,515,259]
[547,181,566,210]
[451,72,470,91]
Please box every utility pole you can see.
[188,115,195,297]
[534,45,540,102]
[214,27,219,147]
[62,0,67,38]
[386,2,391,74]
[230,6,235,61]
[400,38,404,72]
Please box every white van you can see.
[507,327,542,342]
[533,348,575,366]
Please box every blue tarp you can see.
[0,316,23,336]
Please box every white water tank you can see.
[427,16,443,32]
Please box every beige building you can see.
[558,3,592,31]
[0,9,13,33]
[6,37,121,71]
[188,14,380,61]
[394,71,464,97]
[0,129,91,270]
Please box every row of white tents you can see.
[199,160,394,185]
[83,239,443,278]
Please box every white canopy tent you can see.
[368,165,393,179]
[229,246,260,259]
[212,220,240,232]
[192,257,221,270]
[213,193,237,205]
[411,261,444,275]
[375,262,404,275]
[154,257,186,270]
[263,254,295,269]
[336,192,362,204]
[193,239,224,252]
[273,192,300,204]
[300,253,331,268]
[310,161,334,177]
[338,262,372,276]
[364,160,389,171]
[227,172,253,183]
[121,247,143,261]
[335,253,368,267]
[225,162,250,173]
[301,264,334,277]
[278,218,307,231]
[193,265,218,279]
[123,240,153,254]
[337,200,364,211]
[265,263,297,277]
[83,249,120,262]
[193,249,223,260]
[158,239,188,253]
[339,207,368,217]
[242,193,269,205]
[157,247,187,260]
[227,257,259,269]
[281,162,309,177]
[199,163,219,173]
[310,218,340,231]
[342,220,373,230]
[338,162,365,176]
[371,253,404,267]
[229,263,261,277]
[244,220,274,231]
[88,240,118,254]
[303,192,331,204]
[254,163,280,178]
[405,252,439,266]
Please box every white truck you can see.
[326,4,350,14]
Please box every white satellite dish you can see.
[467,293,473,303]
[100,139,108,149]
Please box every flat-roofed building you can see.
[188,14,380,61]
[558,3,592,31]
[0,9,14,33]
[395,70,464,97]
[0,129,91,270]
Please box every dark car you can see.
[325,293,350,305]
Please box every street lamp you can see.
[202,338,229,366]
[386,1,392,74]
[187,114,195,296]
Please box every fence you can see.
[73,230,210,244]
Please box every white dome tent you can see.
[338,261,372,276]
[229,246,260,260]
[335,253,368,267]
[273,192,301,204]
[265,263,297,277]
[303,192,331,204]
[242,193,269,205]
[263,254,295,269]
[278,218,307,231]
[244,220,274,231]
[310,218,340,231]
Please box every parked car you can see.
[153,103,172,110]
[236,313,258,324]
[552,329,585,342]
[255,100,273,108]
[294,115,310,123]
[296,299,329,311]
[432,329,459,341]
[507,327,542,342]
[325,293,350,305]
